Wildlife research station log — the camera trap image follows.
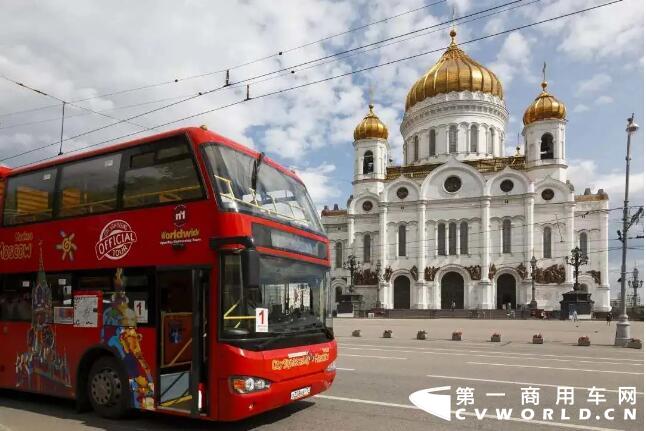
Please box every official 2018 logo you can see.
[95,220,137,260]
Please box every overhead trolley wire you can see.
[4,0,624,167]
[0,0,449,118]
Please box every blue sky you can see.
[0,0,643,297]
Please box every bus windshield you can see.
[203,144,324,234]
[221,254,330,347]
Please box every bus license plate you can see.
[290,387,311,400]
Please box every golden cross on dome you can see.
[368,82,375,110]
[542,62,548,90]
[450,6,457,43]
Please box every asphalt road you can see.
[1,318,643,431]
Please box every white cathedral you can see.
[322,30,611,313]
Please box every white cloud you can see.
[595,95,614,105]
[573,104,590,113]
[568,159,644,207]
[488,32,534,86]
[295,163,341,207]
[576,73,612,95]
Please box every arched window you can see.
[580,232,588,257]
[429,129,436,156]
[540,133,554,159]
[449,125,458,153]
[437,223,446,256]
[414,136,419,161]
[502,219,512,253]
[487,128,494,154]
[470,125,478,153]
[363,234,371,263]
[363,150,374,174]
[460,221,468,254]
[398,225,406,257]
[448,222,457,255]
[543,226,552,258]
[335,242,343,268]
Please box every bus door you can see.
[156,268,209,415]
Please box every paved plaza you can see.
[1,318,643,431]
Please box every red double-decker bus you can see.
[0,126,336,421]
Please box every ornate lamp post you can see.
[628,266,643,309]
[529,256,538,310]
[343,254,359,293]
[616,114,639,346]
[565,246,588,291]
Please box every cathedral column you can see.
[525,196,535,269]
[480,198,493,309]
[598,203,610,311]
[379,204,389,308]
[565,203,575,284]
[456,223,461,256]
[348,215,356,258]
[416,202,427,308]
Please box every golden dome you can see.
[522,81,567,125]
[354,104,389,140]
[405,30,503,111]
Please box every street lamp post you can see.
[529,256,538,310]
[615,114,639,346]
[628,266,642,309]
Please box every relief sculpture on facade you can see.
[410,266,419,281]
[354,269,378,285]
[464,265,481,281]
[534,264,566,284]
[516,263,528,280]
[587,270,601,284]
[488,263,497,280]
[424,266,439,281]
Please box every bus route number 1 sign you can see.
[255,308,268,333]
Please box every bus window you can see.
[3,168,57,225]
[122,138,203,208]
[46,274,72,307]
[57,153,121,217]
[0,274,33,321]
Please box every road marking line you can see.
[426,374,644,395]
[340,346,639,366]
[339,353,407,360]
[314,394,624,431]
[339,343,644,363]
[336,367,356,371]
[468,362,643,375]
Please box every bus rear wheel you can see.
[87,356,129,419]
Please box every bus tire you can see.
[87,356,130,419]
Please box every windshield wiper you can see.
[251,152,265,192]
[256,330,299,350]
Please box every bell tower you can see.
[353,104,389,194]
[522,68,568,181]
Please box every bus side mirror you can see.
[242,248,260,289]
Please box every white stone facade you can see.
[322,90,610,312]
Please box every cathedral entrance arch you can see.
[393,276,411,309]
[496,273,516,309]
[441,272,464,309]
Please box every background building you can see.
[322,30,610,312]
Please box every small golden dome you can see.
[522,81,567,125]
[405,30,503,111]
[354,104,389,140]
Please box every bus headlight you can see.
[325,360,336,372]
[231,376,271,394]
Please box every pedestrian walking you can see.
[451,300,456,312]
[572,309,578,323]
[606,311,612,326]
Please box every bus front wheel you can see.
[87,356,129,419]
